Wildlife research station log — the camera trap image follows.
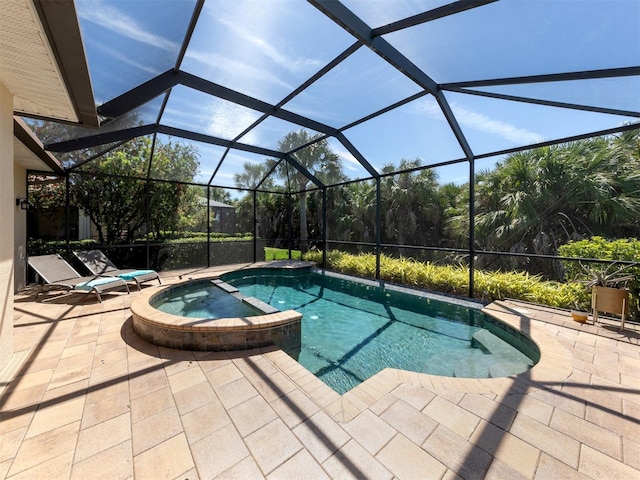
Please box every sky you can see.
[73,0,640,188]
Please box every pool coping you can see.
[129,267,307,351]
[130,261,315,334]
[259,299,575,423]
[131,262,575,423]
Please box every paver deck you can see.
[1,263,639,479]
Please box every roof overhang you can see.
[14,117,64,173]
[0,0,98,127]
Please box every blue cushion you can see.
[74,277,122,291]
[118,270,155,280]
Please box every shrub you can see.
[28,238,98,256]
[559,236,640,317]
[303,250,592,311]
[558,236,640,279]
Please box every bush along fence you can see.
[27,236,268,273]
[302,250,597,316]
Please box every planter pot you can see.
[571,310,589,323]
[592,285,629,330]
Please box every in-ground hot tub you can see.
[130,277,302,352]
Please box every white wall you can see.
[14,163,27,292]
[0,82,14,368]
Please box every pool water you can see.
[222,269,538,394]
[151,280,263,319]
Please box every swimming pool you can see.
[221,268,539,394]
[132,278,302,352]
[151,279,262,319]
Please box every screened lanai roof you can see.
[26,0,640,191]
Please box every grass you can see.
[264,247,302,261]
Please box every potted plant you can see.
[580,262,634,330]
[570,305,589,323]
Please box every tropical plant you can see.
[474,132,640,278]
[302,249,590,308]
[273,130,345,252]
[380,159,442,253]
[578,261,635,288]
[24,117,201,243]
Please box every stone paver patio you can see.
[1,263,639,479]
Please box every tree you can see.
[146,140,200,238]
[473,132,640,277]
[234,162,280,236]
[71,137,150,243]
[274,130,344,252]
[24,117,201,243]
[234,161,274,190]
[380,158,442,256]
[329,181,377,243]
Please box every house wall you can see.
[14,163,27,291]
[0,82,14,368]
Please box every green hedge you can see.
[27,235,263,272]
[303,250,592,310]
[558,236,640,317]
[27,239,99,256]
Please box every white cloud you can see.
[415,97,544,145]
[217,18,321,74]
[328,140,369,173]
[207,101,262,144]
[183,0,324,102]
[452,104,545,145]
[78,0,179,52]
[92,43,161,76]
[185,50,294,93]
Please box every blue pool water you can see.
[151,279,263,319]
[222,268,538,394]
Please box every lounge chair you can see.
[73,250,161,291]
[28,254,130,302]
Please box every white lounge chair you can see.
[73,249,161,291]
[28,254,129,302]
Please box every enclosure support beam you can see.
[46,124,156,153]
[441,66,640,89]
[145,183,150,269]
[65,174,70,255]
[372,0,498,36]
[207,185,211,268]
[322,188,327,269]
[253,190,258,263]
[287,194,293,260]
[145,134,157,269]
[375,178,381,280]
[468,157,476,299]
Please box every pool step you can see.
[453,350,494,378]
[211,279,239,293]
[425,349,489,377]
[489,361,531,378]
[471,330,531,377]
[428,343,530,379]
[243,296,279,314]
[471,329,517,357]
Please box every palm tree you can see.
[474,134,640,277]
[233,161,272,189]
[380,158,441,256]
[274,130,345,252]
[335,180,377,243]
[439,182,468,249]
